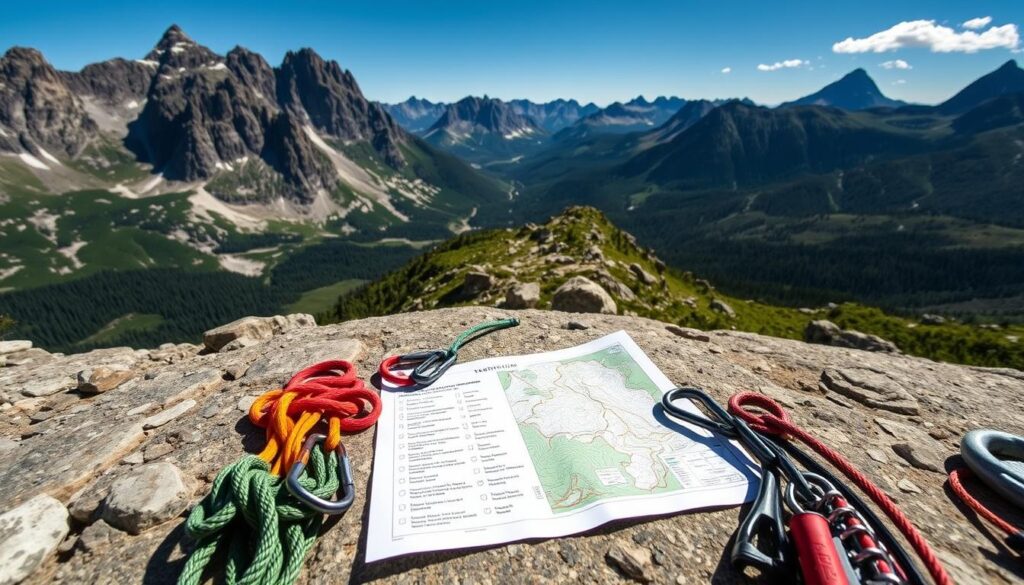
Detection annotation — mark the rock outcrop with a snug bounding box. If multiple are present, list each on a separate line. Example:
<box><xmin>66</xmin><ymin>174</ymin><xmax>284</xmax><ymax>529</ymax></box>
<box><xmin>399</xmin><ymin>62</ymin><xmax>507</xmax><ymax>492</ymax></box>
<box><xmin>805</xmin><ymin>319</ymin><xmax>899</xmax><ymax>353</ymax></box>
<box><xmin>1</xmin><ymin>307</ymin><xmax>1021</xmax><ymax>584</ymax></box>
<box><xmin>552</xmin><ymin>276</ymin><xmax>617</xmax><ymax>314</ymax></box>
<box><xmin>0</xmin><ymin>47</ymin><xmax>97</xmax><ymax>157</ymax></box>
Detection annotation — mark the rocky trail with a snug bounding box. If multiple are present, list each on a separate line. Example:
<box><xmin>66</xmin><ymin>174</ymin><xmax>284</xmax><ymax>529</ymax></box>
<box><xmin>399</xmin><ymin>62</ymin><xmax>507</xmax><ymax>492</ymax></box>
<box><xmin>1</xmin><ymin>307</ymin><xmax>1023</xmax><ymax>584</ymax></box>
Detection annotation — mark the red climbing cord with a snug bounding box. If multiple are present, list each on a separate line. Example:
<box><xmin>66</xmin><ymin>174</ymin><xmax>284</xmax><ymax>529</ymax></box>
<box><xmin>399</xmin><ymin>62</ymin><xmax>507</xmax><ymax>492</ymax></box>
<box><xmin>948</xmin><ymin>467</ymin><xmax>1021</xmax><ymax>538</ymax></box>
<box><xmin>727</xmin><ymin>391</ymin><xmax>953</xmax><ymax>585</ymax></box>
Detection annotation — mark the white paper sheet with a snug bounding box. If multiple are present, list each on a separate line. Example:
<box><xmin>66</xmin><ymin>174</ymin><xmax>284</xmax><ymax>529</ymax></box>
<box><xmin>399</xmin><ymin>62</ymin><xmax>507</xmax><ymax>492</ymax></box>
<box><xmin>366</xmin><ymin>330</ymin><xmax>757</xmax><ymax>561</ymax></box>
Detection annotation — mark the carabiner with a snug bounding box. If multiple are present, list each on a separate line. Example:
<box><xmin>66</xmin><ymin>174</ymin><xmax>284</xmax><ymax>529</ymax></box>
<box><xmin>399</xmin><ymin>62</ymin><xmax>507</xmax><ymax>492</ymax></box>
<box><xmin>379</xmin><ymin>349</ymin><xmax>449</xmax><ymax>387</ymax></box>
<box><xmin>731</xmin><ymin>467</ymin><xmax>791</xmax><ymax>578</ymax></box>
<box><xmin>410</xmin><ymin>349</ymin><xmax>458</xmax><ymax>386</ymax></box>
<box><xmin>286</xmin><ymin>434</ymin><xmax>355</xmax><ymax>515</ymax></box>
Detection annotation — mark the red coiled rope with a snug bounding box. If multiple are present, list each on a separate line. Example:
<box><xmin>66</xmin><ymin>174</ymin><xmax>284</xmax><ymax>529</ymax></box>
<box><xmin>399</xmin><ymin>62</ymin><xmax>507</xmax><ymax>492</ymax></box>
<box><xmin>728</xmin><ymin>391</ymin><xmax>952</xmax><ymax>585</ymax></box>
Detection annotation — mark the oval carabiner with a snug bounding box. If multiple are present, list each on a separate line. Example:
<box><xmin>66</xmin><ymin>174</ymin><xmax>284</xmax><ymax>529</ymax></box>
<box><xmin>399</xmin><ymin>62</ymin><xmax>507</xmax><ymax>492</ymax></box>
<box><xmin>379</xmin><ymin>349</ymin><xmax>449</xmax><ymax>387</ymax></box>
<box><xmin>286</xmin><ymin>434</ymin><xmax>355</xmax><ymax>515</ymax></box>
<box><xmin>410</xmin><ymin>350</ymin><xmax>458</xmax><ymax>386</ymax></box>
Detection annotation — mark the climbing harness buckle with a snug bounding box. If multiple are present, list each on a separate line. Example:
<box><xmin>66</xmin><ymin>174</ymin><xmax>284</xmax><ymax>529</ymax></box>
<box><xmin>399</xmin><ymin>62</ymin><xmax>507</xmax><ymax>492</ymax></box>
<box><xmin>286</xmin><ymin>434</ymin><xmax>356</xmax><ymax>515</ymax></box>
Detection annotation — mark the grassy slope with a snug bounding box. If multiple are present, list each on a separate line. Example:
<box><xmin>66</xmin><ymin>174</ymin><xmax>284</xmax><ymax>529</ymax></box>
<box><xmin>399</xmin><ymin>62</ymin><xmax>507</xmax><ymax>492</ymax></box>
<box><xmin>329</xmin><ymin>207</ymin><xmax>1024</xmax><ymax>370</ymax></box>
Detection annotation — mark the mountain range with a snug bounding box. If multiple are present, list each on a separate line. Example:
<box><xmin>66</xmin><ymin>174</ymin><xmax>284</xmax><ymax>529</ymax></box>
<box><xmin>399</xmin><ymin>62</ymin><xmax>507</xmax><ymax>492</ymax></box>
<box><xmin>3</xmin><ymin>26</ymin><xmax>1024</xmax><ymax>352</ymax></box>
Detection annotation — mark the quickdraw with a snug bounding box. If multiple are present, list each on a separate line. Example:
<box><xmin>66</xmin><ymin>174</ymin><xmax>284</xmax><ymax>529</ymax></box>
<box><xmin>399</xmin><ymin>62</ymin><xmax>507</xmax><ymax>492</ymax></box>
<box><xmin>661</xmin><ymin>388</ymin><xmax>951</xmax><ymax>585</ymax></box>
<box><xmin>947</xmin><ymin>429</ymin><xmax>1024</xmax><ymax>554</ymax></box>
<box><xmin>178</xmin><ymin>360</ymin><xmax>381</xmax><ymax>585</ymax></box>
<box><xmin>379</xmin><ymin>317</ymin><xmax>519</xmax><ymax>387</ymax></box>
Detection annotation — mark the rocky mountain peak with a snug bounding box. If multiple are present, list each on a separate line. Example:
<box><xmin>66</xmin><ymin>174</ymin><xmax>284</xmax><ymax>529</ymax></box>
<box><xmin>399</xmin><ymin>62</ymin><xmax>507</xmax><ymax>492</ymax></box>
<box><xmin>144</xmin><ymin>24</ymin><xmax>221</xmax><ymax>70</ymax></box>
<box><xmin>940</xmin><ymin>58</ymin><xmax>1024</xmax><ymax>114</ymax></box>
<box><xmin>783</xmin><ymin>68</ymin><xmax>905</xmax><ymax>110</ymax></box>
<box><xmin>276</xmin><ymin>47</ymin><xmax>405</xmax><ymax>167</ymax></box>
<box><xmin>0</xmin><ymin>47</ymin><xmax>96</xmax><ymax>157</ymax></box>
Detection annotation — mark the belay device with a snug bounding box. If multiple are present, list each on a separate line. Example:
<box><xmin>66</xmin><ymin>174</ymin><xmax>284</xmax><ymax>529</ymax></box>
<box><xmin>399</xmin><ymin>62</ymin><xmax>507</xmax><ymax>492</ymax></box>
<box><xmin>661</xmin><ymin>387</ymin><xmax>951</xmax><ymax>585</ymax></box>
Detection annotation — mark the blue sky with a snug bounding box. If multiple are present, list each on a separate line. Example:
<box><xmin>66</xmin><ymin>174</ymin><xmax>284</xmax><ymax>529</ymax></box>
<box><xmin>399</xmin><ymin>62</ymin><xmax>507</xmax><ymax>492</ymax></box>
<box><xmin>2</xmin><ymin>1</ymin><xmax>1022</xmax><ymax>105</ymax></box>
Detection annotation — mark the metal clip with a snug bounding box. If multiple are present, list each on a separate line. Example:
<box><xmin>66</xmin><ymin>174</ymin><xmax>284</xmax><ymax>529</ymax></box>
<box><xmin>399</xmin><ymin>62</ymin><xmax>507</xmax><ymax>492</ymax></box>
<box><xmin>731</xmin><ymin>468</ymin><xmax>791</xmax><ymax>578</ymax></box>
<box><xmin>286</xmin><ymin>434</ymin><xmax>355</xmax><ymax>514</ymax></box>
<box><xmin>410</xmin><ymin>349</ymin><xmax>458</xmax><ymax>386</ymax></box>
<box><xmin>379</xmin><ymin>349</ymin><xmax>450</xmax><ymax>387</ymax></box>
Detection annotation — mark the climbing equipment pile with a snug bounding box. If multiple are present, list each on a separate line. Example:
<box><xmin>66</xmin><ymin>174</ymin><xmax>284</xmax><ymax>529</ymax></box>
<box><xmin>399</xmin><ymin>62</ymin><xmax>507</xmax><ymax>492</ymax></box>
<box><xmin>178</xmin><ymin>360</ymin><xmax>381</xmax><ymax>585</ymax></box>
<box><xmin>379</xmin><ymin>317</ymin><xmax>520</xmax><ymax>387</ymax></box>
<box><xmin>947</xmin><ymin>429</ymin><xmax>1024</xmax><ymax>554</ymax></box>
<box><xmin>661</xmin><ymin>387</ymin><xmax>951</xmax><ymax>585</ymax></box>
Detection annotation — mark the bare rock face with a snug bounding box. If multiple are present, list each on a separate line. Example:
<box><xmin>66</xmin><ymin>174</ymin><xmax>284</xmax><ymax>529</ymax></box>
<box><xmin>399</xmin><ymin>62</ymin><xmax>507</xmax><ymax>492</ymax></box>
<box><xmin>0</xmin><ymin>47</ymin><xmax>96</xmax><ymax>157</ymax></box>
<box><xmin>0</xmin><ymin>495</ymin><xmax>69</xmax><ymax>585</ymax></box>
<box><xmin>710</xmin><ymin>298</ymin><xmax>736</xmax><ymax>319</ymax></box>
<box><xmin>76</xmin><ymin>365</ymin><xmax>134</xmax><ymax>394</ymax></box>
<box><xmin>0</xmin><ymin>307</ymin><xmax>1021</xmax><ymax>585</ymax></box>
<box><xmin>552</xmin><ymin>276</ymin><xmax>617</xmax><ymax>315</ymax></box>
<box><xmin>805</xmin><ymin>319</ymin><xmax>899</xmax><ymax>353</ymax></box>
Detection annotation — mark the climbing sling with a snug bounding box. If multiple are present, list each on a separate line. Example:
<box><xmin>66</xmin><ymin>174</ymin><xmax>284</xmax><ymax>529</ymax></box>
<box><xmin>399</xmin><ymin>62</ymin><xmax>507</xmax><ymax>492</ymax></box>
<box><xmin>378</xmin><ymin>317</ymin><xmax>519</xmax><ymax>387</ymax></box>
<box><xmin>178</xmin><ymin>360</ymin><xmax>381</xmax><ymax>585</ymax></box>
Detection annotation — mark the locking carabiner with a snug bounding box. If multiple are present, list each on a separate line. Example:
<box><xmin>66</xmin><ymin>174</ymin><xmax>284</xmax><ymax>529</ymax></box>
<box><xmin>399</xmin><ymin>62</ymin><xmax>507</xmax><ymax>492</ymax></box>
<box><xmin>285</xmin><ymin>434</ymin><xmax>355</xmax><ymax>515</ymax></box>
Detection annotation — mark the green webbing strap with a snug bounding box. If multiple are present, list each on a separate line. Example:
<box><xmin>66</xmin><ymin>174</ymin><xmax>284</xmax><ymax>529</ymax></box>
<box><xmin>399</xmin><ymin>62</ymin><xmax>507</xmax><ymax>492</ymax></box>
<box><xmin>178</xmin><ymin>447</ymin><xmax>339</xmax><ymax>585</ymax></box>
<box><xmin>448</xmin><ymin>318</ymin><xmax>520</xmax><ymax>354</ymax></box>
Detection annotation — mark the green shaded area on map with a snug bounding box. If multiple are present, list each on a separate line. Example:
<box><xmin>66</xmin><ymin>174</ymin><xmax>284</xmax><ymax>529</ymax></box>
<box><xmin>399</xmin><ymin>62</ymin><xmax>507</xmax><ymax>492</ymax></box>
<box><xmin>500</xmin><ymin>344</ymin><xmax>684</xmax><ymax>513</ymax></box>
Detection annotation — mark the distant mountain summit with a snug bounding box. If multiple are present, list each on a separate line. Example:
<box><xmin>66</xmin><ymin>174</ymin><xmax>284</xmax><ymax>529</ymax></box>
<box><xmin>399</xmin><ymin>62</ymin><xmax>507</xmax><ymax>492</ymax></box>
<box><xmin>939</xmin><ymin>59</ymin><xmax>1024</xmax><ymax>114</ymax></box>
<box><xmin>782</xmin><ymin>69</ymin><xmax>906</xmax><ymax>110</ymax></box>
<box><xmin>382</xmin><ymin>97</ymin><xmax>447</xmax><ymax>133</ymax></box>
<box><xmin>507</xmin><ymin>99</ymin><xmax>600</xmax><ymax>132</ymax></box>
<box><xmin>427</xmin><ymin>96</ymin><xmax>541</xmax><ymax>139</ymax></box>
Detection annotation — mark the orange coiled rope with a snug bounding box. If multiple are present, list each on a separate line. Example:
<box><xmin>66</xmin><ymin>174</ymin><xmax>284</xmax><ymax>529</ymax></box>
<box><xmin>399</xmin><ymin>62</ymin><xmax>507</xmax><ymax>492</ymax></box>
<box><xmin>248</xmin><ymin>360</ymin><xmax>382</xmax><ymax>476</ymax></box>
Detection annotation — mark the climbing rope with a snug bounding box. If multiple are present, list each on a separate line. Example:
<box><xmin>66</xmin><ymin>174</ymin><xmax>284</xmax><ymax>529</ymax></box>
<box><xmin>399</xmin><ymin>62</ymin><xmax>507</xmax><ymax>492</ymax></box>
<box><xmin>727</xmin><ymin>391</ymin><xmax>952</xmax><ymax>585</ymax></box>
<box><xmin>948</xmin><ymin>467</ymin><xmax>1024</xmax><ymax>554</ymax></box>
<box><xmin>178</xmin><ymin>360</ymin><xmax>381</xmax><ymax>585</ymax></box>
<box><xmin>379</xmin><ymin>317</ymin><xmax>519</xmax><ymax>387</ymax></box>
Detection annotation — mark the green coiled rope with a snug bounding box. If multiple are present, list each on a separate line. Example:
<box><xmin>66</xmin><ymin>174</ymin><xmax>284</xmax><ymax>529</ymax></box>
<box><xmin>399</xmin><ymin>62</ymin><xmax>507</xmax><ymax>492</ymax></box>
<box><xmin>177</xmin><ymin>448</ymin><xmax>339</xmax><ymax>585</ymax></box>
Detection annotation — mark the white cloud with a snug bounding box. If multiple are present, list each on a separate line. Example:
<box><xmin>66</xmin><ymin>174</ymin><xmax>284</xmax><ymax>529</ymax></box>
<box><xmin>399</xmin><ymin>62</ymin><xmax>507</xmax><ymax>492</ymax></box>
<box><xmin>892</xmin><ymin>79</ymin><xmax>907</xmax><ymax>85</ymax></box>
<box><xmin>757</xmin><ymin>59</ymin><xmax>808</xmax><ymax>72</ymax></box>
<box><xmin>833</xmin><ymin>19</ymin><xmax>1020</xmax><ymax>53</ymax></box>
<box><xmin>721</xmin><ymin>67</ymin><xmax>732</xmax><ymax>74</ymax></box>
<box><xmin>880</xmin><ymin>59</ymin><xmax>912</xmax><ymax>69</ymax></box>
<box><xmin>962</xmin><ymin>16</ymin><xmax>993</xmax><ymax>30</ymax></box>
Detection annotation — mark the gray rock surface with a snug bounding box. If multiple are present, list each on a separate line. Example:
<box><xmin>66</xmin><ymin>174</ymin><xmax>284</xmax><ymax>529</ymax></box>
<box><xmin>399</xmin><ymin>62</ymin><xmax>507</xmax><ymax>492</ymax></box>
<box><xmin>76</xmin><ymin>365</ymin><xmax>134</xmax><ymax>394</ymax></box>
<box><xmin>0</xmin><ymin>495</ymin><xmax>69</xmax><ymax>585</ymax></box>
<box><xmin>552</xmin><ymin>276</ymin><xmax>617</xmax><ymax>314</ymax></box>
<box><xmin>0</xmin><ymin>340</ymin><xmax>32</xmax><ymax>355</ymax></box>
<box><xmin>1</xmin><ymin>307</ymin><xmax>1022</xmax><ymax>584</ymax></box>
<box><xmin>709</xmin><ymin>299</ymin><xmax>736</xmax><ymax>319</ymax></box>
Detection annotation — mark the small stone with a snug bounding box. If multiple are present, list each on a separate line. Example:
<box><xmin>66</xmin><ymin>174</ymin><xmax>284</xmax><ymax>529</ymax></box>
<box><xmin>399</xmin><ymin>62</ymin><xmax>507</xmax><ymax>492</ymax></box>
<box><xmin>897</xmin><ymin>478</ymin><xmax>922</xmax><ymax>494</ymax></box>
<box><xmin>101</xmin><ymin>462</ymin><xmax>190</xmax><ymax>534</ymax></box>
<box><xmin>237</xmin><ymin>395</ymin><xmax>259</xmax><ymax>413</ymax></box>
<box><xmin>141</xmin><ymin>399</ymin><xmax>196</xmax><ymax>430</ymax></box>
<box><xmin>0</xmin><ymin>495</ymin><xmax>70</xmax><ymax>584</ymax></box>
<box><xmin>78</xmin><ymin>519</ymin><xmax>116</xmax><ymax>553</ymax></box>
<box><xmin>122</xmin><ymin>451</ymin><xmax>144</xmax><ymax>465</ymax></box>
<box><xmin>126</xmin><ymin>402</ymin><xmax>155</xmax><ymax>417</ymax></box>
<box><xmin>57</xmin><ymin>535</ymin><xmax>77</xmax><ymax>555</ymax></box>
<box><xmin>222</xmin><ymin>363</ymin><xmax>249</xmax><ymax>381</ymax></box>
<box><xmin>559</xmin><ymin>542</ymin><xmax>578</xmax><ymax>566</ymax></box>
<box><xmin>665</xmin><ymin>325</ymin><xmax>710</xmax><ymax>342</ymax></box>
<box><xmin>77</xmin><ymin>365</ymin><xmax>134</xmax><ymax>394</ymax></box>
<box><xmin>143</xmin><ymin>442</ymin><xmax>174</xmax><ymax>462</ymax></box>
<box><xmin>629</xmin><ymin>263</ymin><xmax>658</xmax><ymax>285</ymax></box>
<box><xmin>710</xmin><ymin>299</ymin><xmax>736</xmax><ymax>318</ymax></box>
<box><xmin>170</xmin><ymin>429</ymin><xmax>202</xmax><ymax>444</ymax></box>
<box><xmin>565</xmin><ymin>321</ymin><xmax>589</xmax><ymax>331</ymax></box>
<box><xmin>708</xmin><ymin>345</ymin><xmax>724</xmax><ymax>354</ymax></box>
<box><xmin>867</xmin><ymin>448</ymin><xmax>889</xmax><ymax>464</ymax></box>
<box><xmin>892</xmin><ymin>443</ymin><xmax>945</xmax><ymax>473</ymax></box>
<box><xmin>606</xmin><ymin>541</ymin><xmax>653</xmax><ymax>582</ymax></box>
<box><xmin>20</xmin><ymin>376</ymin><xmax>76</xmax><ymax>397</ymax></box>
<box><xmin>822</xmin><ymin>368</ymin><xmax>919</xmax><ymax>415</ymax></box>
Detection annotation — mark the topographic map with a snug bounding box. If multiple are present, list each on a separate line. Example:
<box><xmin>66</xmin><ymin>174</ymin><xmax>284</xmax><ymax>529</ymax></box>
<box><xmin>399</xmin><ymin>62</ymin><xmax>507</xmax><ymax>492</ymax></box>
<box><xmin>498</xmin><ymin>343</ymin><xmax>746</xmax><ymax>512</ymax></box>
